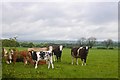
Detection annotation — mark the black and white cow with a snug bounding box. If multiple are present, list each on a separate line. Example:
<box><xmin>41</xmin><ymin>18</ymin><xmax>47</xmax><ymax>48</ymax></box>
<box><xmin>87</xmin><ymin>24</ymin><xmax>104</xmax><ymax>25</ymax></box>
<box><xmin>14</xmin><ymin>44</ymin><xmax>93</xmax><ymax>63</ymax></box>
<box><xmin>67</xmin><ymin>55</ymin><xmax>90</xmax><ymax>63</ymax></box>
<box><xmin>29</xmin><ymin>46</ymin><xmax>54</xmax><ymax>69</ymax></box>
<box><xmin>71</xmin><ymin>46</ymin><xmax>89</xmax><ymax>66</ymax></box>
<box><xmin>52</xmin><ymin>45</ymin><xmax>63</xmax><ymax>62</ymax></box>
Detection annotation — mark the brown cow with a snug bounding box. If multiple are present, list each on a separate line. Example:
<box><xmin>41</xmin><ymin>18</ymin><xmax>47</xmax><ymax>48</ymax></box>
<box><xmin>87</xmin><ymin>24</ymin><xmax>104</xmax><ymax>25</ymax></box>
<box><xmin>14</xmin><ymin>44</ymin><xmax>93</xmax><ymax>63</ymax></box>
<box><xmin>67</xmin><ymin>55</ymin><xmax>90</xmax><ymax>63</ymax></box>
<box><xmin>8</xmin><ymin>49</ymin><xmax>34</xmax><ymax>65</ymax></box>
<box><xmin>71</xmin><ymin>46</ymin><xmax>89</xmax><ymax>66</ymax></box>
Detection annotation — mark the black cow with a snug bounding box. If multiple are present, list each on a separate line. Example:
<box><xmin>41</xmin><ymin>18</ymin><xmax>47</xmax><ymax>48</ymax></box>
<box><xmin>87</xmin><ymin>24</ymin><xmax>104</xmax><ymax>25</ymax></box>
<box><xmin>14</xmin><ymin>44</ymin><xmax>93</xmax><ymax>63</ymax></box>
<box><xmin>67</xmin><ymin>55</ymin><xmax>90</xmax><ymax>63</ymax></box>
<box><xmin>71</xmin><ymin>46</ymin><xmax>89</xmax><ymax>66</ymax></box>
<box><xmin>52</xmin><ymin>45</ymin><xmax>63</xmax><ymax>62</ymax></box>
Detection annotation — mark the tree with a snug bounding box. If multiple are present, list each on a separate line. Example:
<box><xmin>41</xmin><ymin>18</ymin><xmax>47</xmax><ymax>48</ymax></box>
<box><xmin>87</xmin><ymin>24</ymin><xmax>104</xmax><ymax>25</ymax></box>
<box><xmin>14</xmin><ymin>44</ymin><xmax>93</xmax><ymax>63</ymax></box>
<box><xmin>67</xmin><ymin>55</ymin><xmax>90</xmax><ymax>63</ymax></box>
<box><xmin>2</xmin><ymin>39</ymin><xmax>20</xmax><ymax>47</ymax></box>
<box><xmin>103</xmin><ymin>39</ymin><xmax>113</xmax><ymax>48</ymax></box>
<box><xmin>20</xmin><ymin>42</ymin><xmax>29</xmax><ymax>47</ymax></box>
<box><xmin>20</xmin><ymin>42</ymin><xmax>35</xmax><ymax>48</ymax></box>
<box><xmin>28</xmin><ymin>42</ymin><xmax>34</xmax><ymax>48</ymax></box>
<box><xmin>87</xmin><ymin>37</ymin><xmax>96</xmax><ymax>48</ymax></box>
<box><xmin>77</xmin><ymin>37</ymin><xmax>86</xmax><ymax>46</ymax></box>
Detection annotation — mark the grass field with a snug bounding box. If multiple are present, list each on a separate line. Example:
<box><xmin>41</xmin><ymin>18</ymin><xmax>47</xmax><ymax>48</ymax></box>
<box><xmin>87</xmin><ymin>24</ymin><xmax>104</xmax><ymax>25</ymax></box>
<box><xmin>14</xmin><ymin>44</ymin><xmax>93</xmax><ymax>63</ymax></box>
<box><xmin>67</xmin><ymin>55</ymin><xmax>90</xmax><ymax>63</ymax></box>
<box><xmin>2</xmin><ymin>47</ymin><xmax>118</xmax><ymax>78</ymax></box>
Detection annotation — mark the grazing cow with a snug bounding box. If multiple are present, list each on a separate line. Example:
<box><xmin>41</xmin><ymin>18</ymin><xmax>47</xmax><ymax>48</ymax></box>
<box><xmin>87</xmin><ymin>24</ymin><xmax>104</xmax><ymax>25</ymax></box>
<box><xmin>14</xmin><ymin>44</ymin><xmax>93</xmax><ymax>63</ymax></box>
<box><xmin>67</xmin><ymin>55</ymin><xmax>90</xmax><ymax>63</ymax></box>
<box><xmin>29</xmin><ymin>46</ymin><xmax>54</xmax><ymax>69</ymax></box>
<box><xmin>71</xmin><ymin>46</ymin><xmax>89</xmax><ymax>66</ymax></box>
<box><xmin>52</xmin><ymin>45</ymin><xmax>63</xmax><ymax>62</ymax></box>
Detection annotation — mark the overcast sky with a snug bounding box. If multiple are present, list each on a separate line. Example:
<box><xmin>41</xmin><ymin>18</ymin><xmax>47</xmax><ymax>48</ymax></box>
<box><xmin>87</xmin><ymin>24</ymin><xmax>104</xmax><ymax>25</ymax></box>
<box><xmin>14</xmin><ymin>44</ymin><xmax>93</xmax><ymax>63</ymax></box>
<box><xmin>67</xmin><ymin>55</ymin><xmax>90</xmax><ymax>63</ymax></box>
<box><xmin>1</xmin><ymin>1</ymin><xmax>118</xmax><ymax>41</ymax></box>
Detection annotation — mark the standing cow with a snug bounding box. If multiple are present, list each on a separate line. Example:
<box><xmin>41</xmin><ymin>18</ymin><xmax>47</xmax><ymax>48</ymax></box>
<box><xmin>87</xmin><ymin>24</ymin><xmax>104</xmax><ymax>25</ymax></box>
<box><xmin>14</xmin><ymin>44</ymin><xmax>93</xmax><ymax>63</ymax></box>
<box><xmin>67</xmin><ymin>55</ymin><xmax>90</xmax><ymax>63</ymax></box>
<box><xmin>29</xmin><ymin>46</ymin><xmax>54</xmax><ymax>69</ymax></box>
<box><xmin>52</xmin><ymin>45</ymin><xmax>63</xmax><ymax>62</ymax></box>
<box><xmin>71</xmin><ymin>46</ymin><xmax>89</xmax><ymax>66</ymax></box>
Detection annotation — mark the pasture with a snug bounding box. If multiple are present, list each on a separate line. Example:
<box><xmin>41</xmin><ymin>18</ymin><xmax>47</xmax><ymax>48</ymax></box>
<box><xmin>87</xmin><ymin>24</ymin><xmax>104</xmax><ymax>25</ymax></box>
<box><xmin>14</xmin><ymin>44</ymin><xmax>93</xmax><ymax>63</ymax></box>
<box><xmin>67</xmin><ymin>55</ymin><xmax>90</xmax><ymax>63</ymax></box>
<box><xmin>2</xmin><ymin>47</ymin><xmax>118</xmax><ymax>78</ymax></box>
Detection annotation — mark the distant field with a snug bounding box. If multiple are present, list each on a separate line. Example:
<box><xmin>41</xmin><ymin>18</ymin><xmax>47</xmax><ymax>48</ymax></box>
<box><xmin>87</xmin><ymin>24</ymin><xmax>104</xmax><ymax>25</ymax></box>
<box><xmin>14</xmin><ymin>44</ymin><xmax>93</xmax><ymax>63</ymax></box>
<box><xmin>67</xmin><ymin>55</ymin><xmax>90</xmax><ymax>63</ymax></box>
<box><xmin>2</xmin><ymin>47</ymin><xmax>118</xmax><ymax>78</ymax></box>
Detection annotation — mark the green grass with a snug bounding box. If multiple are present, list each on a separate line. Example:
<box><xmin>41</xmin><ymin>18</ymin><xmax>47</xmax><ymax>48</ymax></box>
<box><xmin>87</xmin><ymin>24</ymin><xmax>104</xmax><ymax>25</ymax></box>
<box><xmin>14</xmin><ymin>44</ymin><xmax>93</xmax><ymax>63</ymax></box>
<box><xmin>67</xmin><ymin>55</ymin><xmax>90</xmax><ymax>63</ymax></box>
<box><xmin>2</xmin><ymin>47</ymin><xmax>118</xmax><ymax>78</ymax></box>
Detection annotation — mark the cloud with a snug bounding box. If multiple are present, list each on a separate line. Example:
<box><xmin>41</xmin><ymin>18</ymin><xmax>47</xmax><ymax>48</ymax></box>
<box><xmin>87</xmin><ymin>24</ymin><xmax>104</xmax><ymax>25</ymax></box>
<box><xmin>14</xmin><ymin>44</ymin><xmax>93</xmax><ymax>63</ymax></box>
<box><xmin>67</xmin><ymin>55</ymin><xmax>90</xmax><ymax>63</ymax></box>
<box><xmin>83</xmin><ymin>2</ymin><xmax>118</xmax><ymax>25</ymax></box>
<box><xmin>2</xmin><ymin>2</ymin><xmax>118</xmax><ymax>41</ymax></box>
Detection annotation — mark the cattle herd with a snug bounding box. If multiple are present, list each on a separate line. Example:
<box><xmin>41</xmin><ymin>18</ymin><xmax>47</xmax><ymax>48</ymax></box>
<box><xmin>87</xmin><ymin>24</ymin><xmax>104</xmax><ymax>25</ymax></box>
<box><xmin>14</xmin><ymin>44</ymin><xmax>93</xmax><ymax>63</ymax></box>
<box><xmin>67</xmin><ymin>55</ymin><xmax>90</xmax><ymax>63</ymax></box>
<box><xmin>2</xmin><ymin>45</ymin><xmax>89</xmax><ymax>69</ymax></box>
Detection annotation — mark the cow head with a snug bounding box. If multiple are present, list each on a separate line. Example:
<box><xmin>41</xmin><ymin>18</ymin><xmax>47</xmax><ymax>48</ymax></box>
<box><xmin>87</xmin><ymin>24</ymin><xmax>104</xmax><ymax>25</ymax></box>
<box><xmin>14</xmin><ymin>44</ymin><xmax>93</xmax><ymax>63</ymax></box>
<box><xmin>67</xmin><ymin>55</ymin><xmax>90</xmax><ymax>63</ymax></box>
<box><xmin>59</xmin><ymin>45</ymin><xmax>63</xmax><ymax>51</ymax></box>
<box><xmin>6</xmin><ymin>49</ymin><xmax>15</xmax><ymax>64</ymax></box>
<box><xmin>85</xmin><ymin>46</ymin><xmax>89</xmax><ymax>53</ymax></box>
<box><xmin>49</xmin><ymin>46</ymin><xmax>53</xmax><ymax>52</ymax></box>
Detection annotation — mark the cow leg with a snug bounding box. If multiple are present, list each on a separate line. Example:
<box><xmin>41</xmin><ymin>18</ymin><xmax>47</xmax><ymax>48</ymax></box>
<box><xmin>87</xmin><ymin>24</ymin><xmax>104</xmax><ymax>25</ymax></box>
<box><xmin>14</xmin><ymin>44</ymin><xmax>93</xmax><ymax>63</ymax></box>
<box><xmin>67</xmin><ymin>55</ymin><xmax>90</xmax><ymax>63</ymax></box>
<box><xmin>84</xmin><ymin>58</ymin><xmax>86</xmax><ymax>66</ymax></box>
<box><xmin>56</xmin><ymin>56</ymin><xmax>59</xmax><ymax>62</ymax></box>
<box><xmin>54</xmin><ymin>56</ymin><xmax>57</xmax><ymax>62</ymax></box>
<box><xmin>81</xmin><ymin>58</ymin><xmax>87</xmax><ymax>66</ymax></box>
<box><xmin>52</xmin><ymin>52</ymin><xmax>55</xmax><ymax>62</ymax></box>
<box><xmin>9</xmin><ymin>54</ymin><xmax>12</xmax><ymax>64</ymax></box>
<box><xmin>28</xmin><ymin>58</ymin><xmax>34</xmax><ymax>65</ymax></box>
<box><xmin>5</xmin><ymin>56</ymin><xmax>10</xmax><ymax>64</ymax></box>
<box><xmin>25</xmin><ymin>60</ymin><xmax>27</xmax><ymax>65</ymax></box>
<box><xmin>9</xmin><ymin>60</ymin><xmax>12</xmax><ymax>63</ymax></box>
<box><xmin>60</xmin><ymin>57</ymin><xmax>62</xmax><ymax>61</ymax></box>
<box><xmin>59</xmin><ymin>57</ymin><xmax>61</xmax><ymax>62</ymax></box>
<box><xmin>9</xmin><ymin>59</ymin><xmax>12</xmax><ymax>64</ymax></box>
<box><xmin>82</xmin><ymin>60</ymin><xmax>84</xmax><ymax>66</ymax></box>
<box><xmin>51</xmin><ymin>62</ymin><xmax>54</xmax><ymax>69</ymax></box>
<box><xmin>58</xmin><ymin>57</ymin><xmax>60</xmax><ymax>61</ymax></box>
<box><xmin>76</xmin><ymin>58</ymin><xmax>79</xmax><ymax>65</ymax></box>
<box><xmin>81</xmin><ymin>59</ymin><xmax>84</xmax><ymax>66</ymax></box>
<box><xmin>6</xmin><ymin>61</ymin><xmax>9</xmax><ymax>64</ymax></box>
<box><xmin>50</xmin><ymin>57</ymin><xmax>54</xmax><ymax>69</ymax></box>
<box><xmin>71</xmin><ymin>56</ymin><xmax>74</xmax><ymax>65</ymax></box>
<box><xmin>59</xmin><ymin>51</ymin><xmax>62</xmax><ymax>62</ymax></box>
<box><xmin>13</xmin><ymin>57</ymin><xmax>17</xmax><ymax>64</ymax></box>
<box><xmin>35</xmin><ymin>61</ymin><xmax>38</xmax><ymax>69</ymax></box>
<box><xmin>24</xmin><ymin>57</ymin><xmax>27</xmax><ymax>65</ymax></box>
<box><xmin>6</xmin><ymin>58</ymin><xmax>10</xmax><ymax>64</ymax></box>
<box><xmin>48</xmin><ymin>60</ymin><xmax>50</xmax><ymax>69</ymax></box>
<box><xmin>53</xmin><ymin>53</ymin><xmax>56</xmax><ymax>62</ymax></box>
<box><xmin>59</xmin><ymin>54</ymin><xmax>62</xmax><ymax>62</ymax></box>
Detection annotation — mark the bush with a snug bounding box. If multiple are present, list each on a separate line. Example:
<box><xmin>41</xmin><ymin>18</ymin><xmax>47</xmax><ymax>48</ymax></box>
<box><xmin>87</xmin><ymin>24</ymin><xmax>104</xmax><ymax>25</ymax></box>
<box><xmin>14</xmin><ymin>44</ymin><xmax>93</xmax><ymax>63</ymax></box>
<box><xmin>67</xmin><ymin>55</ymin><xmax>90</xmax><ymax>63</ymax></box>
<box><xmin>97</xmin><ymin>47</ymin><xmax>107</xmax><ymax>49</ymax></box>
<box><xmin>108</xmin><ymin>47</ymin><xmax>114</xmax><ymax>49</ymax></box>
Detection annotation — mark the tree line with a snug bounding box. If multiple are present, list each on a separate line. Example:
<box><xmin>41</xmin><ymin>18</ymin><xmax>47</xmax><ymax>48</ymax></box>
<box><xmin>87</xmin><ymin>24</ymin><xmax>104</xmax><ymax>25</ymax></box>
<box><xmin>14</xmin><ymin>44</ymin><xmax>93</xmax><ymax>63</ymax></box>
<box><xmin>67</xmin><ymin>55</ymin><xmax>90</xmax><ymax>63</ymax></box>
<box><xmin>1</xmin><ymin>37</ymin><xmax>118</xmax><ymax>49</ymax></box>
<box><xmin>1</xmin><ymin>39</ymin><xmax>34</xmax><ymax>48</ymax></box>
<box><xmin>76</xmin><ymin>37</ymin><xmax>116</xmax><ymax>49</ymax></box>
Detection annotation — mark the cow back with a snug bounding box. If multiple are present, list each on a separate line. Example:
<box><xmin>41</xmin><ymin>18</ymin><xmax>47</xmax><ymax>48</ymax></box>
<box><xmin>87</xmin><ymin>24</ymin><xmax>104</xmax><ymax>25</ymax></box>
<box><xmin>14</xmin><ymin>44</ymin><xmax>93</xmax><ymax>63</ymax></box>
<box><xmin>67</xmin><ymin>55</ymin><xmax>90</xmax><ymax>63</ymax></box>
<box><xmin>71</xmin><ymin>46</ymin><xmax>89</xmax><ymax>58</ymax></box>
<box><xmin>28</xmin><ymin>47</ymin><xmax>48</xmax><ymax>52</ymax></box>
